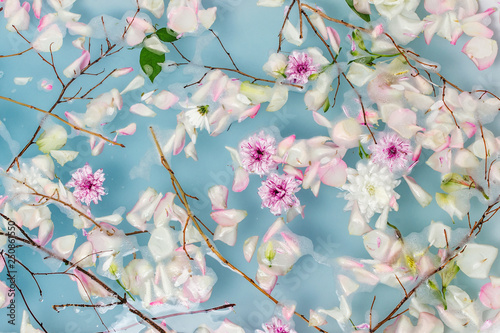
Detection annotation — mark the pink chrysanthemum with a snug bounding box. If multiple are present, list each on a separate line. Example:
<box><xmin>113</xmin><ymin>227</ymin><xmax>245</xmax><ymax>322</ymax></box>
<box><xmin>239</xmin><ymin>132</ymin><xmax>277</xmax><ymax>176</ymax></box>
<box><xmin>258</xmin><ymin>173</ymin><xmax>301</xmax><ymax>216</ymax></box>
<box><xmin>369</xmin><ymin>132</ymin><xmax>412</xmax><ymax>172</ymax></box>
<box><xmin>285</xmin><ymin>51</ymin><xmax>319</xmax><ymax>85</ymax></box>
<box><xmin>67</xmin><ymin>163</ymin><xmax>106</xmax><ymax>206</ymax></box>
<box><xmin>257</xmin><ymin>317</ymin><xmax>297</xmax><ymax>333</ymax></box>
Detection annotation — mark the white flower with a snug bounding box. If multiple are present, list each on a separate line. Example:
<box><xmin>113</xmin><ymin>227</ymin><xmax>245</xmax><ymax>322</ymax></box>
<box><xmin>183</xmin><ymin>105</ymin><xmax>211</xmax><ymax>133</ymax></box>
<box><xmin>343</xmin><ymin>162</ymin><xmax>400</xmax><ymax>219</ymax></box>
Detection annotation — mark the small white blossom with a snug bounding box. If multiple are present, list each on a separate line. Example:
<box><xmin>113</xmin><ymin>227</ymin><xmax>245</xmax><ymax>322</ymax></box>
<box><xmin>343</xmin><ymin>161</ymin><xmax>400</xmax><ymax>219</ymax></box>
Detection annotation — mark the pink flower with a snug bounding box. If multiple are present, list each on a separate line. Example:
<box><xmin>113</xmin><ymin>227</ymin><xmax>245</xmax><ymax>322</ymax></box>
<box><xmin>369</xmin><ymin>132</ymin><xmax>412</xmax><ymax>172</ymax></box>
<box><xmin>239</xmin><ymin>132</ymin><xmax>278</xmax><ymax>176</ymax></box>
<box><xmin>257</xmin><ymin>317</ymin><xmax>297</xmax><ymax>333</ymax></box>
<box><xmin>258</xmin><ymin>173</ymin><xmax>301</xmax><ymax>215</ymax></box>
<box><xmin>285</xmin><ymin>51</ymin><xmax>319</xmax><ymax>85</ymax></box>
<box><xmin>67</xmin><ymin>163</ymin><xmax>106</xmax><ymax>206</ymax></box>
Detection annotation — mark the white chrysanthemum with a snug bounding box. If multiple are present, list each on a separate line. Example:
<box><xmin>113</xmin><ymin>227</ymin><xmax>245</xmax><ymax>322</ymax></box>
<box><xmin>343</xmin><ymin>162</ymin><xmax>400</xmax><ymax>219</ymax></box>
<box><xmin>184</xmin><ymin>105</ymin><xmax>210</xmax><ymax>133</ymax></box>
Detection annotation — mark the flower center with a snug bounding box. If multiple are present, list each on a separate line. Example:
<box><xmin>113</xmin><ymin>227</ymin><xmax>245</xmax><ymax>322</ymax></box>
<box><xmin>366</xmin><ymin>184</ymin><xmax>376</xmax><ymax>196</ymax></box>
<box><xmin>386</xmin><ymin>145</ymin><xmax>398</xmax><ymax>158</ymax></box>
<box><xmin>82</xmin><ymin>179</ymin><xmax>94</xmax><ymax>190</ymax></box>
<box><xmin>197</xmin><ymin>105</ymin><xmax>209</xmax><ymax>116</ymax></box>
<box><xmin>296</xmin><ymin>63</ymin><xmax>309</xmax><ymax>74</ymax></box>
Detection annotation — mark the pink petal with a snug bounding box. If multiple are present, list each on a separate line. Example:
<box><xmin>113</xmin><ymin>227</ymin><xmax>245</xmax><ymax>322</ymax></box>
<box><xmin>208</xmin><ymin>185</ymin><xmax>228</xmax><ymax>210</ymax></box>
<box><xmin>238</xmin><ymin>104</ymin><xmax>260</xmax><ymax>122</ymax></box>
<box><xmin>462</xmin><ymin>121</ymin><xmax>477</xmax><ymax>138</ymax></box>
<box><xmin>263</xmin><ymin>217</ymin><xmax>285</xmax><ymax>243</ymax></box>
<box><xmin>167</xmin><ymin>6</ymin><xmax>198</xmax><ymax>33</ymax></box>
<box><xmin>36</xmin><ymin>219</ymin><xmax>54</xmax><ymax>247</ymax></box>
<box><xmin>424</xmin><ymin>0</ymin><xmax>455</xmax><ymax>15</ymax></box>
<box><xmin>91</xmin><ymin>139</ymin><xmax>106</xmax><ymax>156</ymax></box>
<box><xmin>37</xmin><ymin>13</ymin><xmax>57</xmax><ymax>32</ymax></box>
<box><xmin>232</xmin><ymin>167</ymin><xmax>249</xmax><ymax>192</ymax></box>
<box><xmin>111</xmin><ymin>67</ymin><xmax>134</xmax><ymax>78</ymax></box>
<box><xmin>480</xmin><ymin>282</ymin><xmax>500</xmax><ymax>309</ymax></box>
<box><xmin>32</xmin><ymin>0</ymin><xmax>42</xmax><ymax>18</ymax></box>
<box><xmin>462</xmin><ymin>37</ymin><xmax>498</xmax><ymax>70</ymax></box>
<box><xmin>151</xmin><ymin>90</ymin><xmax>179</xmax><ymax>110</ymax></box>
<box><xmin>387</xmin><ymin>108</ymin><xmax>423</xmax><ymax>138</ymax></box>
<box><xmin>255</xmin><ymin>269</ymin><xmax>277</xmax><ymax>293</ymax></box>
<box><xmin>318</xmin><ymin>158</ymin><xmax>347</xmax><ymax>187</ymax></box>
<box><xmin>210</xmin><ymin>209</ymin><xmax>247</xmax><ymax>227</ymax></box>
<box><xmin>173</xmin><ymin>123</ymin><xmax>186</xmax><ymax>155</ymax></box>
<box><xmin>326</xmin><ymin>26</ymin><xmax>341</xmax><ymax>54</ymax></box>
<box><xmin>116</xmin><ymin>123</ymin><xmax>137</xmax><ymax>136</ymax></box>
<box><xmin>63</xmin><ymin>50</ymin><xmax>90</xmax><ymax>78</ymax></box>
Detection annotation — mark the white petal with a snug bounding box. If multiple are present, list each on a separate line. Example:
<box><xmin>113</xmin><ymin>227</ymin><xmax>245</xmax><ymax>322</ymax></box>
<box><xmin>457</xmin><ymin>243</ymin><xmax>498</xmax><ymax>279</ymax></box>
<box><xmin>32</xmin><ymin>24</ymin><xmax>63</xmax><ymax>52</ymax></box>
<box><xmin>213</xmin><ymin>225</ymin><xmax>238</xmax><ymax>246</ymax></box>
<box><xmin>130</xmin><ymin>103</ymin><xmax>157</xmax><ymax>117</ymax></box>
<box><xmin>148</xmin><ymin>226</ymin><xmax>176</xmax><ymax>262</ymax></box>
<box><xmin>243</xmin><ymin>236</ymin><xmax>259</xmax><ymax>262</ymax></box>
<box><xmin>49</xmin><ymin>150</ymin><xmax>79</xmax><ymax>166</ymax></box>
<box><xmin>120</xmin><ymin>75</ymin><xmax>145</xmax><ymax>95</ymax></box>
<box><xmin>52</xmin><ymin>235</ymin><xmax>76</xmax><ymax>259</ymax></box>
<box><xmin>283</xmin><ymin>19</ymin><xmax>303</xmax><ymax>46</ymax></box>
<box><xmin>32</xmin><ymin>154</ymin><xmax>55</xmax><ymax>180</ymax></box>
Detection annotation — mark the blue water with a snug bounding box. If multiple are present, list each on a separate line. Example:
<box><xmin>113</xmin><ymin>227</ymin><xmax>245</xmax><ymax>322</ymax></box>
<box><xmin>0</xmin><ymin>0</ymin><xmax>500</xmax><ymax>332</ymax></box>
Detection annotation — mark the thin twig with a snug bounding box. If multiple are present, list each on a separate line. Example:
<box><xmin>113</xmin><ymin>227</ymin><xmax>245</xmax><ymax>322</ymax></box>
<box><xmin>149</xmin><ymin>127</ymin><xmax>328</xmax><ymax>333</ymax></box>
<box><xmin>209</xmin><ymin>29</ymin><xmax>239</xmax><ymax>70</ymax></box>
<box><xmin>0</xmin><ymin>46</ymin><xmax>33</xmax><ymax>58</ymax></box>
<box><xmin>0</xmin><ymin>252</ymin><xmax>48</xmax><ymax>332</ymax></box>
<box><xmin>0</xmin><ymin>96</ymin><xmax>124</xmax><ymax>147</ymax></box>
<box><xmin>277</xmin><ymin>0</ymin><xmax>297</xmax><ymax>52</ymax></box>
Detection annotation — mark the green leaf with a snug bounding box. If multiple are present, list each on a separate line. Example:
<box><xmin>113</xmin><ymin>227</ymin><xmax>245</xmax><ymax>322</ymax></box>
<box><xmin>352</xmin><ymin>30</ymin><xmax>367</xmax><ymax>52</ymax></box>
<box><xmin>349</xmin><ymin>56</ymin><xmax>378</xmax><ymax>66</ymax></box>
<box><xmin>265</xmin><ymin>241</ymin><xmax>276</xmax><ymax>264</ymax></box>
<box><xmin>345</xmin><ymin>0</ymin><xmax>371</xmax><ymax>22</ymax></box>
<box><xmin>440</xmin><ymin>261</ymin><xmax>460</xmax><ymax>288</ymax></box>
<box><xmin>428</xmin><ymin>279</ymin><xmax>439</xmax><ymax>291</ymax></box>
<box><xmin>358</xmin><ymin>142</ymin><xmax>369</xmax><ymax>159</ymax></box>
<box><xmin>155</xmin><ymin>28</ymin><xmax>179</xmax><ymax>43</ymax></box>
<box><xmin>140</xmin><ymin>47</ymin><xmax>165</xmax><ymax>83</ymax></box>
<box><xmin>323</xmin><ymin>97</ymin><xmax>330</xmax><ymax>113</ymax></box>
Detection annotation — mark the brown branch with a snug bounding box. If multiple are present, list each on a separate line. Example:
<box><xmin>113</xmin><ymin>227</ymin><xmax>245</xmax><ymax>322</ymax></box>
<box><xmin>0</xmin><ymin>216</ymin><xmax>166</xmax><ymax>333</ymax></box>
<box><xmin>149</xmin><ymin>127</ymin><xmax>328</xmax><ymax>333</ymax></box>
<box><xmin>0</xmin><ymin>252</ymin><xmax>48</xmax><ymax>332</ymax></box>
<box><xmin>479</xmin><ymin>121</ymin><xmax>488</xmax><ymax>179</ymax></box>
<box><xmin>278</xmin><ymin>0</ymin><xmax>297</xmax><ymax>52</ymax></box>
<box><xmin>106</xmin><ymin>303</ymin><xmax>236</xmax><ymax>332</ymax></box>
<box><xmin>301</xmin><ymin>10</ymin><xmax>376</xmax><ymax>143</ymax></box>
<box><xmin>487</xmin><ymin>159</ymin><xmax>497</xmax><ymax>188</ymax></box>
<box><xmin>6</xmin><ymin>34</ymin><xmax>121</xmax><ymax>172</ymax></box>
<box><xmin>297</xmin><ymin>0</ymin><xmax>303</xmax><ymax>38</ymax></box>
<box><xmin>122</xmin><ymin>0</ymin><xmax>141</xmax><ymax>39</ymax></box>
<box><xmin>0</xmin><ymin>96</ymin><xmax>124</xmax><ymax>148</ymax></box>
<box><xmin>441</xmin><ymin>81</ymin><xmax>460</xmax><ymax>128</ymax></box>
<box><xmin>125</xmin><ymin>230</ymin><xmax>149</xmax><ymax>236</ymax></box>
<box><xmin>0</xmin><ymin>46</ymin><xmax>33</xmax><ymax>58</ymax></box>
<box><xmin>170</xmin><ymin>44</ymin><xmax>303</xmax><ymax>89</ymax></box>
<box><xmin>7</xmin><ymin>178</ymin><xmax>106</xmax><ymax>233</ymax></box>
<box><xmin>52</xmin><ymin>301</ymin><xmax>124</xmax><ymax>312</ymax></box>
<box><xmin>370</xmin><ymin>296</ymin><xmax>376</xmax><ymax>331</ymax></box>
<box><xmin>370</xmin><ymin>201</ymin><xmax>500</xmax><ymax>332</ymax></box>
<box><xmin>209</xmin><ymin>29</ymin><xmax>239</xmax><ymax>71</ymax></box>
<box><xmin>394</xmin><ymin>275</ymin><xmax>407</xmax><ymax>297</ymax></box>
